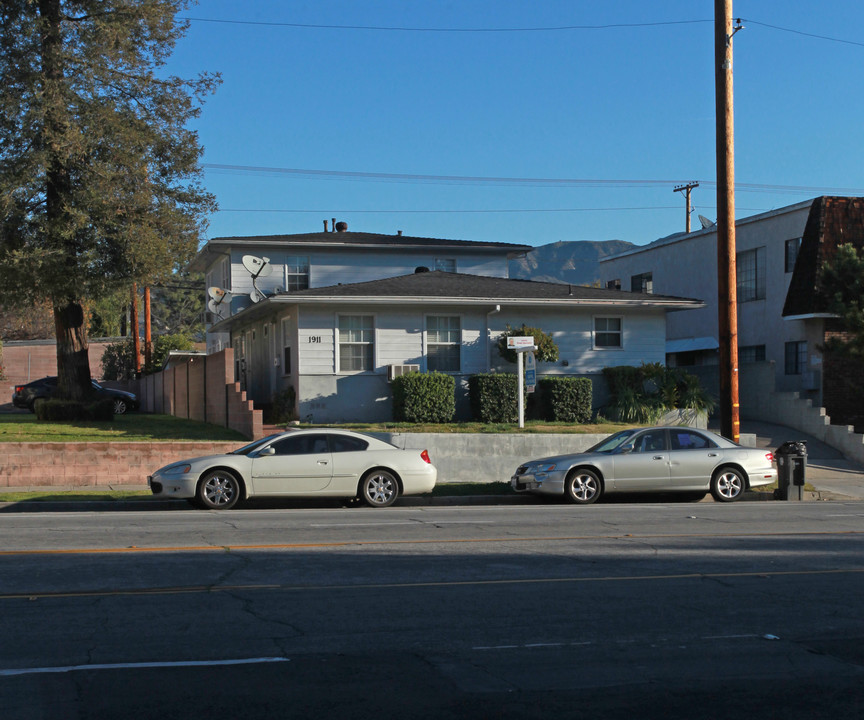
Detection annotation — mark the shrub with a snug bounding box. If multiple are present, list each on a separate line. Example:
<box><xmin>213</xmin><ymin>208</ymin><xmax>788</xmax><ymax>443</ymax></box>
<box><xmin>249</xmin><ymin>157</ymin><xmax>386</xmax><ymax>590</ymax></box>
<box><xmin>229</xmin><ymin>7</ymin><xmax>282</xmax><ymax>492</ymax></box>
<box><xmin>602</xmin><ymin>363</ymin><xmax>715</xmax><ymax>422</ymax></box>
<box><xmin>392</xmin><ymin>372</ymin><xmax>455</xmax><ymax>423</ymax></box>
<box><xmin>101</xmin><ymin>333</ymin><xmax>196</xmax><ymax>380</ymax></box>
<box><xmin>496</xmin><ymin>324</ymin><xmax>559</xmax><ymax>364</ymax></box>
<box><xmin>268</xmin><ymin>385</ymin><xmax>297</xmax><ymax>424</ymax></box>
<box><xmin>469</xmin><ymin>373</ymin><xmax>523</xmax><ymax>423</ymax></box>
<box><xmin>537</xmin><ymin>376</ymin><xmax>593</xmax><ymax>423</ymax></box>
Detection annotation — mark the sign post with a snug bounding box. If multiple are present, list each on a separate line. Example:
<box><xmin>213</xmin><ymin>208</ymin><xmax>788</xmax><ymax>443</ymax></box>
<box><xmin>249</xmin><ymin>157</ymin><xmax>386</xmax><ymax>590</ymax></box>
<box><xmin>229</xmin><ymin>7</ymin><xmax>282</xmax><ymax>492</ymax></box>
<box><xmin>507</xmin><ymin>336</ymin><xmax>537</xmax><ymax>428</ymax></box>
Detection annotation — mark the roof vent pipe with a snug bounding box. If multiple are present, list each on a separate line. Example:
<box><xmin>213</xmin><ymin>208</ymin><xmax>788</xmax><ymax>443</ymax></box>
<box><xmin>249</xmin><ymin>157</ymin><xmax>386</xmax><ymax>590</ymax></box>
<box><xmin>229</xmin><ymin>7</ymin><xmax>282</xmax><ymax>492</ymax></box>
<box><xmin>335</xmin><ymin>221</ymin><xmax>348</xmax><ymax>232</ymax></box>
<box><xmin>323</xmin><ymin>220</ymin><xmax>329</xmax><ymax>232</ymax></box>
<box><xmin>397</xmin><ymin>230</ymin><xmax>402</xmax><ymax>236</ymax></box>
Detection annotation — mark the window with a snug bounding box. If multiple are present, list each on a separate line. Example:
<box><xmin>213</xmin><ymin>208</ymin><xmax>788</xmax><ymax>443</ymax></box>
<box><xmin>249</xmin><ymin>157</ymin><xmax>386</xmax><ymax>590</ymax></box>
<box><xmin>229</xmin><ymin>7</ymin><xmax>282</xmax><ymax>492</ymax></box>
<box><xmin>427</xmin><ymin>316</ymin><xmax>461</xmax><ymax>371</ymax></box>
<box><xmin>329</xmin><ymin>434</ymin><xmax>369</xmax><ymax>453</ymax></box>
<box><xmin>606</xmin><ymin>279</ymin><xmax>621</xmax><ymax>290</ymax></box>
<box><xmin>281</xmin><ymin>318</ymin><xmax>292</xmax><ymax>375</ymax></box>
<box><xmin>739</xmin><ymin>345</ymin><xmax>766</xmax><ymax>363</ymax></box>
<box><xmin>785</xmin><ymin>238</ymin><xmax>802</xmax><ymax>273</ymax></box>
<box><xmin>270</xmin><ymin>434</ymin><xmax>330</xmax><ymax>456</ymax></box>
<box><xmin>737</xmin><ymin>247</ymin><xmax>766</xmax><ymax>302</ymax></box>
<box><xmin>233</xmin><ymin>335</ymin><xmax>245</xmax><ymax>382</ymax></box>
<box><xmin>435</xmin><ymin>258</ymin><xmax>456</xmax><ymax>272</ymax></box>
<box><xmin>594</xmin><ymin>317</ymin><xmax>622</xmax><ymax>348</ymax></box>
<box><xmin>284</xmin><ymin>256</ymin><xmax>309</xmax><ymax>291</ymax></box>
<box><xmin>634</xmin><ymin>431</ymin><xmax>666</xmax><ymax>453</ymax></box>
<box><xmin>785</xmin><ymin>341</ymin><xmax>807</xmax><ymax>375</ymax></box>
<box><xmin>670</xmin><ymin>430</ymin><xmax>716</xmax><ymax>450</ymax></box>
<box><xmin>630</xmin><ymin>272</ymin><xmax>653</xmax><ymax>294</ymax></box>
<box><xmin>338</xmin><ymin>315</ymin><xmax>374</xmax><ymax>372</ymax></box>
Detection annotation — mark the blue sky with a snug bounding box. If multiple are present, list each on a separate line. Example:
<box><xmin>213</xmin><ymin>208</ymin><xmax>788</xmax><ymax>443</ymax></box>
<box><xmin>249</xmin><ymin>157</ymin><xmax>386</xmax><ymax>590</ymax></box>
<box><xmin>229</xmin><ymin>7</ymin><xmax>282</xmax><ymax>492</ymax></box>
<box><xmin>167</xmin><ymin>1</ymin><xmax>864</xmax><ymax>247</ymax></box>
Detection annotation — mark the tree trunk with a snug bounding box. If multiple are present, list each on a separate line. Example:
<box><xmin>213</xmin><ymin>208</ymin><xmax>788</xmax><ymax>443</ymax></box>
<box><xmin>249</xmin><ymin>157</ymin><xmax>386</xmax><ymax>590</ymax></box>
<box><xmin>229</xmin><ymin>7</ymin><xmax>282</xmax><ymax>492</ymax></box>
<box><xmin>53</xmin><ymin>301</ymin><xmax>91</xmax><ymax>401</ymax></box>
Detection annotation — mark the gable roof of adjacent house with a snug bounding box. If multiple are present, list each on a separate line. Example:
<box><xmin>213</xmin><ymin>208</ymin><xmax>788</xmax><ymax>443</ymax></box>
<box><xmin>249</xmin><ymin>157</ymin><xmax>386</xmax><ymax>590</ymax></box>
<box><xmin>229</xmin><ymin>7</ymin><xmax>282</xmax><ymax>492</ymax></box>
<box><xmin>191</xmin><ymin>228</ymin><xmax>533</xmax><ymax>271</ymax></box>
<box><xmin>208</xmin><ymin>271</ymin><xmax>704</xmax><ymax>332</ymax></box>
<box><xmin>783</xmin><ymin>196</ymin><xmax>864</xmax><ymax>319</ymax></box>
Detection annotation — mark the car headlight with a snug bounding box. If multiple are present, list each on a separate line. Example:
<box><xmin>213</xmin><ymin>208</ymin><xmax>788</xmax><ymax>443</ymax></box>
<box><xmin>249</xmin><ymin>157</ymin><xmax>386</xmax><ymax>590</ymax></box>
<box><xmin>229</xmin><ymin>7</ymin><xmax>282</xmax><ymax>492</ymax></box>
<box><xmin>532</xmin><ymin>463</ymin><xmax>557</xmax><ymax>473</ymax></box>
<box><xmin>164</xmin><ymin>463</ymin><xmax>192</xmax><ymax>475</ymax></box>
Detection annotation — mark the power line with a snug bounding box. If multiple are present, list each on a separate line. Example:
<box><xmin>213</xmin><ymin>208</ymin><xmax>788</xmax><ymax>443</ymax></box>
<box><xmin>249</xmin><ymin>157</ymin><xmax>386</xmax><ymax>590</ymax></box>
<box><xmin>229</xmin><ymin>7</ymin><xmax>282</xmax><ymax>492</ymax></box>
<box><xmin>741</xmin><ymin>18</ymin><xmax>864</xmax><ymax>49</ymax></box>
<box><xmin>181</xmin><ymin>17</ymin><xmax>712</xmax><ymax>33</ymax></box>
<box><xmin>201</xmin><ymin>164</ymin><xmax>864</xmax><ymax>195</ymax></box>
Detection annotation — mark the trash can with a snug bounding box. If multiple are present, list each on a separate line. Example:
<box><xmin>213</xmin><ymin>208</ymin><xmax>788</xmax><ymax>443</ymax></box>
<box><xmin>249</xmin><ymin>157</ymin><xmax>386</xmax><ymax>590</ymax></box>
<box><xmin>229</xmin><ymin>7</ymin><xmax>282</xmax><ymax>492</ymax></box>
<box><xmin>775</xmin><ymin>440</ymin><xmax>807</xmax><ymax>501</ymax></box>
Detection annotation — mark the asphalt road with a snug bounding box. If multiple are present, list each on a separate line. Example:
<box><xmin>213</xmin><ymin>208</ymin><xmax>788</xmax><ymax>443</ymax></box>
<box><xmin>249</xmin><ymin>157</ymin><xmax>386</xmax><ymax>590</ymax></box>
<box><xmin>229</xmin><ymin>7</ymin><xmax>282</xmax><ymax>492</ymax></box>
<box><xmin>2</xmin><ymin>502</ymin><xmax>863</xmax><ymax>719</ymax></box>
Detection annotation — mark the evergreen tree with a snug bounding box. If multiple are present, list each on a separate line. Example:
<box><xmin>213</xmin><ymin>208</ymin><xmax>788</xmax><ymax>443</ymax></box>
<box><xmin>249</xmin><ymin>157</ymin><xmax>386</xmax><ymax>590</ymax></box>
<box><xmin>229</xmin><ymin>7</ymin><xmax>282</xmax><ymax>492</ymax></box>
<box><xmin>819</xmin><ymin>243</ymin><xmax>864</xmax><ymax>355</ymax></box>
<box><xmin>0</xmin><ymin>1</ymin><xmax>217</xmax><ymax>400</ymax></box>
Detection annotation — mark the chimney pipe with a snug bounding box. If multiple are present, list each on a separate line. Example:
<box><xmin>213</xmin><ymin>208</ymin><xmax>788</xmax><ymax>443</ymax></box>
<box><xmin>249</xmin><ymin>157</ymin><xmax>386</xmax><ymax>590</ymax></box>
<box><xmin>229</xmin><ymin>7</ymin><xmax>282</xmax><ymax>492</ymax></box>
<box><xmin>323</xmin><ymin>219</ymin><xmax>329</xmax><ymax>232</ymax></box>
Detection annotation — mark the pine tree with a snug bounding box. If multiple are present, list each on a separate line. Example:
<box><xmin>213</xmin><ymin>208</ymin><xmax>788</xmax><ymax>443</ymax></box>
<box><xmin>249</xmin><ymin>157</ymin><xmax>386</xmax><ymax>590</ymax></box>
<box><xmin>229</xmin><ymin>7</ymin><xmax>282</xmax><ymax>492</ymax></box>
<box><xmin>0</xmin><ymin>0</ymin><xmax>218</xmax><ymax>400</ymax></box>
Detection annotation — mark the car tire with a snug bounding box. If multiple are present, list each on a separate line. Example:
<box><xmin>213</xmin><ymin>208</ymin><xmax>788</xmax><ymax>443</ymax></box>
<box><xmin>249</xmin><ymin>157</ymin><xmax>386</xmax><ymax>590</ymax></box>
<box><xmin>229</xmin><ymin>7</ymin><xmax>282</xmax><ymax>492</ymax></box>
<box><xmin>113</xmin><ymin>398</ymin><xmax>128</xmax><ymax>415</ymax></box>
<box><xmin>196</xmin><ymin>470</ymin><xmax>241</xmax><ymax>510</ymax></box>
<box><xmin>711</xmin><ymin>467</ymin><xmax>745</xmax><ymax>502</ymax></box>
<box><xmin>31</xmin><ymin>397</ymin><xmax>47</xmax><ymax>414</ymax></box>
<box><xmin>565</xmin><ymin>468</ymin><xmax>602</xmax><ymax>505</ymax></box>
<box><xmin>360</xmin><ymin>469</ymin><xmax>399</xmax><ymax>508</ymax></box>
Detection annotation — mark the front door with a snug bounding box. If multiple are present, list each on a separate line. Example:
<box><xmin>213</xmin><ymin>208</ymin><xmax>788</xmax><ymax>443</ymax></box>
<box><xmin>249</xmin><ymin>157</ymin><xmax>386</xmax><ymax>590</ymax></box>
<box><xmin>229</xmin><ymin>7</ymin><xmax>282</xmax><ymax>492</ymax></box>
<box><xmin>610</xmin><ymin>429</ymin><xmax>670</xmax><ymax>491</ymax></box>
<box><xmin>250</xmin><ymin>433</ymin><xmax>332</xmax><ymax>494</ymax></box>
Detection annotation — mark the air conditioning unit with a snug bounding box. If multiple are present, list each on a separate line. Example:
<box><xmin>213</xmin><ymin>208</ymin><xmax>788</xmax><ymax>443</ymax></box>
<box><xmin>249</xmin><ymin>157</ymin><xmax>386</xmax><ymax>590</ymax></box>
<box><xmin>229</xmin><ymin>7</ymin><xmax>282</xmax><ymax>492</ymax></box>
<box><xmin>388</xmin><ymin>364</ymin><xmax>420</xmax><ymax>381</ymax></box>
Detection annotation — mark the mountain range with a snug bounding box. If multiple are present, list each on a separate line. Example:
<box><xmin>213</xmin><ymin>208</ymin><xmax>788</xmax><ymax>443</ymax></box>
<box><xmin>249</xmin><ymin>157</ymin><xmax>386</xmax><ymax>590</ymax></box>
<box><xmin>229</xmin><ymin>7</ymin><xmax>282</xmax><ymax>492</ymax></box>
<box><xmin>508</xmin><ymin>240</ymin><xmax>636</xmax><ymax>286</ymax></box>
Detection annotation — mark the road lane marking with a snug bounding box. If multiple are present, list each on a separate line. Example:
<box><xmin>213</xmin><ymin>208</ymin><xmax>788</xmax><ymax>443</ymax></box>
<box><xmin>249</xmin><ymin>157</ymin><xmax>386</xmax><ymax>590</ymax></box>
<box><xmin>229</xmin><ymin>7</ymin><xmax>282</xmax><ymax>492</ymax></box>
<box><xmin>0</xmin><ymin>529</ymin><xmax>862</xmax><ymax>556</ymax></box>
<box><xmin>0</xmin><ymin>657</ymin><xmax>290</xmax><ymax>677</ymax></box>
<box><xmin>2</xmin><ymin>567</ymin><xmax>862</xmax><ymax>601</ymax></box>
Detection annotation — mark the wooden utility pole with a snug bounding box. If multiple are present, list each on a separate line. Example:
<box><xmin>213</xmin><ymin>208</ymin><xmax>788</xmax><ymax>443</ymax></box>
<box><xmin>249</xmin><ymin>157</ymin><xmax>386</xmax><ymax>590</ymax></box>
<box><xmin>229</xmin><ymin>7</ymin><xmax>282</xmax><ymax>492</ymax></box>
<box><xmin>715</xmin><ymin>2</ymin><xmax>741</xmax><ymax>442</ymax></box>
<box><xmin>674</xmin><ymin>182</ymin><xmax>700</xmax><ymax>233</ymax></box>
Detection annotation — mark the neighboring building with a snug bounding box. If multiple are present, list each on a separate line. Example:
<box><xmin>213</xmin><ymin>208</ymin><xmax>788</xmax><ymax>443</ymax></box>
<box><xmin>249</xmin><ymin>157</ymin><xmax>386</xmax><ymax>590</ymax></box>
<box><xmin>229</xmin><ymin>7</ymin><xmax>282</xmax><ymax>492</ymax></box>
<box><xmin>191</xmin><ymin>223</ymin><xmax>702</xmax><ymax>422</ymax></box>
<box><xmin>598</xmin><ymin>196</ymin><xmax>864</xmax><ymax>410</ymax></box>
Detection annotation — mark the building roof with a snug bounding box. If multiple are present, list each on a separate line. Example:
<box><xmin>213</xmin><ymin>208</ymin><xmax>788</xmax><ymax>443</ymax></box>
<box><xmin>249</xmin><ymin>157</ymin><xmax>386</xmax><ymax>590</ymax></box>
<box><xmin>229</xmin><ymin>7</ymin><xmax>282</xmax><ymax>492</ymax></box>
<box><xmin>783</xmin><ymin>197</ymin><xmax>864</xmax><ymax>317</ymax></box>
<box><xmin>190</xmin><ymin>227</ymin><xmax>532</xmax><ymax>271</ymax></box>
<box><xmin>208</xmin><ymin>271</ymin><xmax>703</xmax><ymax>333</ymax></box>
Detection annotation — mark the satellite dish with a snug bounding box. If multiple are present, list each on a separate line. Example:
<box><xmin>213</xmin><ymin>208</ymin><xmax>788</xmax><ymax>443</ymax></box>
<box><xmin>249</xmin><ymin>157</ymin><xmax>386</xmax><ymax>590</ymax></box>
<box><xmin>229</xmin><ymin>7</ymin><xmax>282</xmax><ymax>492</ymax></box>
<box><xmin>242</xmin><ymin>255</ymin><xmax>273</xmax><ymax>278</ymax></box>
<box><xmin>249</xmin><ymin>288</ymin><xmax>267</xmax><ymax>304</ymax></box>
<box><xmin>699</xmin><ymin>215</ymin><xmax>716</xmax><ymax>229</ymax></box>
<box><xmin>208</xmin><ymin>286</ymin><xmax>232</xmax><ymax>304</ymax></box>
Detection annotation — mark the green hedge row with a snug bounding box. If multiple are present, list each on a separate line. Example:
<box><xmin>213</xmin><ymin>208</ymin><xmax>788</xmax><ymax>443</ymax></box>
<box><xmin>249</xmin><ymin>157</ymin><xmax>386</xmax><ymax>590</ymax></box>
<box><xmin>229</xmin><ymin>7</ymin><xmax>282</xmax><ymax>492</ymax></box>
<box><xmin>394</xmin><ymin>372</ymin><xmax>594</xmax><ymax>424</ymax></box>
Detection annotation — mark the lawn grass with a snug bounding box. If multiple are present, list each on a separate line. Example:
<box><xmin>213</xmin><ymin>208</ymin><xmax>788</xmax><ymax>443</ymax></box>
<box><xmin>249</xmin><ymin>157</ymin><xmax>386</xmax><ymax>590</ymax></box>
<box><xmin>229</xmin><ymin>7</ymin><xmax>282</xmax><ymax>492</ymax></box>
<box><xmin>0</xmin><ymin>413</ymin><xmax>247</xmax><ymax>443</ymax></box>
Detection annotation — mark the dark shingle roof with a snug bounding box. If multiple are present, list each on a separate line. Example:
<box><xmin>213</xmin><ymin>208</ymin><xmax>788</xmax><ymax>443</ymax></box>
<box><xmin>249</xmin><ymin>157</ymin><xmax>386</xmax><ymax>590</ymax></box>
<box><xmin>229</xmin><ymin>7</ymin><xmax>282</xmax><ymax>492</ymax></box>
<box><xmin>783</xmin><ymin>197</ymin><xmax>864</xmax><ymax>317</ymax></box>
<box><xmin>279</xmin><ymin>270</ymin><xmax>699</xmax><ymax>305</ymax></box>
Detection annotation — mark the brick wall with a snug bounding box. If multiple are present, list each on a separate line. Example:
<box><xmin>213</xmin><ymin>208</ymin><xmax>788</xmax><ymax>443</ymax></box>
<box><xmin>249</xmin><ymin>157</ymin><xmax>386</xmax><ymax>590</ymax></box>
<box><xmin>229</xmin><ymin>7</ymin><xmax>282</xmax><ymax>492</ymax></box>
<box><xmin>3</xmin><ymin>339</ymin><xmax>118</xmax><ymax>388</ymax></box>
<box><xmin>0</xmin><ymin>441</ymin><xmax>238</xmax><ymax>489</ymax></box>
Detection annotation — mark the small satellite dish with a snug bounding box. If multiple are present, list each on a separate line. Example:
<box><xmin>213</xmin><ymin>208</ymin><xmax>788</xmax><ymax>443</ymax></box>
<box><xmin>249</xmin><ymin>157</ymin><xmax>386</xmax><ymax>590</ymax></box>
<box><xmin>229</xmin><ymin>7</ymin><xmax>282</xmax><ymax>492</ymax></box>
<box><xmin>242</xmin><ymin>255</ymin><xmax>273</xmax><ymax>278</ymax></box>
<box><xmin>208</xmin><ymin>286</ymin><xmax>232</xmax><ymax>304</ymax></box>
<box><xmin>249</xmin><ymin>289</ymin><xmax>267</xmax><ymax>304</ymax></box>
<box><xmin>699</xmin><ymin>215</ymin><xmax>716</xmax><ymax>229</ymax></box>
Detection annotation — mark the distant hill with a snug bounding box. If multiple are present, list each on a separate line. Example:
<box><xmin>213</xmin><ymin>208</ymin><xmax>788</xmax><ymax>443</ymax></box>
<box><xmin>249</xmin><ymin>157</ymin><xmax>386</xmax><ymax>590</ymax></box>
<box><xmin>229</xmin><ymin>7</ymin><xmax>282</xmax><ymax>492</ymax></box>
<box><xmin>509</xmin><ymin>240</ymin><xmax>636</xmax><ymax>286</ymax></box>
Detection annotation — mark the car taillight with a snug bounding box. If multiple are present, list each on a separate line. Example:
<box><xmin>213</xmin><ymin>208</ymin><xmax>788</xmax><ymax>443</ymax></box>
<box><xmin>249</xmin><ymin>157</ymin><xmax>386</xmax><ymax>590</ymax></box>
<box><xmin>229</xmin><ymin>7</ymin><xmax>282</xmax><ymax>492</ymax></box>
<box><xmin>420</xmin><ymin>449</ymin><xmax>431</xmax><ymax>464</ymax></box>
<box><xmin>765</xmin><ymin>452</ymin><xmax>775</xmax><ymax>463</ymax></box>
<box><xmin>15</xmin><ymin>386</ymin><xmax>23</xmax><ymax>393</ymax></box>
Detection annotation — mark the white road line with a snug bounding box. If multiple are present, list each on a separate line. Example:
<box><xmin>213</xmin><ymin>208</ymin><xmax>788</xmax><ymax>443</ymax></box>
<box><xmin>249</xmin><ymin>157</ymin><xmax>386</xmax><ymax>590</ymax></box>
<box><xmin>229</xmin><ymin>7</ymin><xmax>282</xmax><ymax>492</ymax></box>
<box><xmin>0</xmin><ymin>657</ymin><xmax>290</xmax><ymax>677</ymax></box>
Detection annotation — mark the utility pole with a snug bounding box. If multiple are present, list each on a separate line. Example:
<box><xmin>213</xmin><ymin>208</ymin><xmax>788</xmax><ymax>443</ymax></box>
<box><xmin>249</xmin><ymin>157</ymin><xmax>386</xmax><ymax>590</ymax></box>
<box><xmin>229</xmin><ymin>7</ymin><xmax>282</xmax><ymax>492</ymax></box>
<box><xmin>674</xmin><ymin>182</ymin><xmax>700</xmax><ymax>233</ymax></box>
<box><xmin>131</xmin><ymin>284</ymin><xmax>141</xmax><ymax>377</ymax></box>
<box><xmin>144</xmin><ymin>287</ymin><xmax>152</xmax><ymax>370</ymax></box>
<box><xmin>715</xmin><ymin>3</ymin><xmax>743</xmax><ymax>442</ymax></box>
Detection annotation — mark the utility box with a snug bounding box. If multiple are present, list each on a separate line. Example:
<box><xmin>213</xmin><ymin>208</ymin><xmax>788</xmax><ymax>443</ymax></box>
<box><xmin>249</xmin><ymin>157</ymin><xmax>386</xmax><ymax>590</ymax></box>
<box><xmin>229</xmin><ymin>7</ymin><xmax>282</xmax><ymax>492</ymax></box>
<box><xmin>775</xmin><ymin>440</ymin><xmax>807</xmax><ymax>501</ymax></box>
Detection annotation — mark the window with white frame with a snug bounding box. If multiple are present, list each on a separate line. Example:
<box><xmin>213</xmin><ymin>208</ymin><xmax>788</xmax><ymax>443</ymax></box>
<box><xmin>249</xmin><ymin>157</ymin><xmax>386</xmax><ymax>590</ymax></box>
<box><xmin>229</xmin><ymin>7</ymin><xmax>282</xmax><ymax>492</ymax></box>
<box><xmin>434</xmin><ymin>258</ymin><xmax>456</xmax><ymax>272</ymax></box>
<box><xmin>426</xmin><ymin>316</ymin><xmax>461</xmax><ymax>371</ymax></box>
<box><xmin>284</xmin><ymin>256</ymin><xmax>310</xmax><ymax>291</ymax></box>
<box><xmin>594</xmin><ymin>317</ymin><xmax>622</xmax><ymax>348</ymax></box>
<box><xmin>281</xmin><ymin>318</ymin><xmax>292</xmax><ymax>375</ymax></box>
<box><xmin>338</xmin><ymin>315</ymin><xmax>374</xmax><ymax>372</ymax></box>
<box><xmin>737</xmin><ymin>247</ymin><xmax>766</xmax><ymax>302</ymax></box>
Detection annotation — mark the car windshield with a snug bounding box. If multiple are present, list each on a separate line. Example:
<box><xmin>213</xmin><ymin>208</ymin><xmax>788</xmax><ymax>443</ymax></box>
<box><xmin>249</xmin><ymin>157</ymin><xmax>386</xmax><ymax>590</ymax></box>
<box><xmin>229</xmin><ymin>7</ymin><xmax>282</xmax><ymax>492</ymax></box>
<box><xmin>230</xmin><ymin>435</ymin><xmax>282</xmax><ymax>456</ymax></box>
<box><xmin>585</xmin><ymin>429</ymin><xmax>638</xmax><ymax>454</ymax></box>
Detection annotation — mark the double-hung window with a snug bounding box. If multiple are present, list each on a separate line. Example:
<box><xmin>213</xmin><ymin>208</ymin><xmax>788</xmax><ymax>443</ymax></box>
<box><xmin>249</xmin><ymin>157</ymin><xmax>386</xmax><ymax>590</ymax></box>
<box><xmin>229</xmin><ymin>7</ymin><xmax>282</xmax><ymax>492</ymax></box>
<box><xmin>427</xmin><ymin>316</ymin><xmax>461</xmax><ymax>372</ymax></box>
<box><xmin>737</xmin><ymin>247</ymin><xmax>766</xmax><ymax>302</ymax></box>
<box><xmin>594</xmin><ymin>317</ymin><xmax>622</xmax><ymax>348</ymax></box>
<box><xmin>338</xmin><ymin>315</ymin><xmax>374</xmax><ymax>372</ymax></box>
<box><xmin>785</xmin><ymin>341</ymin><xmax>807</xmax><ymax>375</ymax></box>
<box><xmin>284</xmin><ymin>256</ymin><xmax>310</xmax><ymax>291</ymax></box>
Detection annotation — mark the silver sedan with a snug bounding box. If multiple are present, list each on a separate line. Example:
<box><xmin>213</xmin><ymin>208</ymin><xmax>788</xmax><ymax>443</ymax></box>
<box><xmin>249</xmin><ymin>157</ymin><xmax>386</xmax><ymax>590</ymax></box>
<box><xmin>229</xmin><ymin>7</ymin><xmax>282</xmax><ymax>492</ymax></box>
<box><xmin>511</xmin><ymin>427</ymin><xmax>777</xmax><ymax>504</ymax></box>
<box><xmin>149</xmin><ymin>429</ymin><xmax>437</xmax><ymax>509</ymax></box>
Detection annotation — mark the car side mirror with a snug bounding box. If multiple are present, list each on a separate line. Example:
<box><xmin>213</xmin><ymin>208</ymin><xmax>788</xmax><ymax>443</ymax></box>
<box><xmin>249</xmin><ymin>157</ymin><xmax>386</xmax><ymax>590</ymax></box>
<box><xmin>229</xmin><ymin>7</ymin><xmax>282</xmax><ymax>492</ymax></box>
<box><xmin>620</xmin><ymin>444</ymin><xmax>635</xmax><ymax>454</ymax></box>
<box><xmin>257</xmin><ymin>446</ymin><xmax>276</xmax><ymax>457</ymax></box>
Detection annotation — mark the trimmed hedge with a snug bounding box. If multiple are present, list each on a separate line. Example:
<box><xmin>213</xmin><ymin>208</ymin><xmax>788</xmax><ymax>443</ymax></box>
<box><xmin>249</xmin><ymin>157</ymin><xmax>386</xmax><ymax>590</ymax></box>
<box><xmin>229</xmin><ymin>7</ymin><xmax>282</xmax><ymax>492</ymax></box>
<box><xmin>469</xmin><ymin>373</ymin><xmax>523</xmax><ymax>423</ymax></box>
<box><xmin>35</xmin><ymin>398</ymin><xmax>115</xmax><ymax>422</ymax></box>
<box><xmin>537</xmin><ymin>376</ymin><xmax>592</xmax><ymax>423</ymax></box>
<box><xmin>392</xmin><ymin>372</ymin><xmax>455</xmax><ymax>423</ymax></box>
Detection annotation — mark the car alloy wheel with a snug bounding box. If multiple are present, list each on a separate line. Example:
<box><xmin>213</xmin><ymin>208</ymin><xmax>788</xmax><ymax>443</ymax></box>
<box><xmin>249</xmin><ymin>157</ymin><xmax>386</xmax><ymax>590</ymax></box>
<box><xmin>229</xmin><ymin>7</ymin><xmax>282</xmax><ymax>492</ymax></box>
<box><xmin>566</xmin><ymin>469</ymin><xmax>601</xmax><ymax>505</ymax></box>
<box><xmin>361</xmin><ymin>470</ymin><xmax>399</xmax><ymax>508</ymax></box>
<box><xmin>711</xmin><ymin>467</ymin><xmax>745</xmax><ymax>502</ymax></box>
<box><xmin>113</xmin><ymin>398</ymin><xmax>128</xmax><ymax>414</ymax></box>
<box><xmin>198</xmin><ymin>470</ymin><xmax>240</xmax><ymax>510</ymax></box>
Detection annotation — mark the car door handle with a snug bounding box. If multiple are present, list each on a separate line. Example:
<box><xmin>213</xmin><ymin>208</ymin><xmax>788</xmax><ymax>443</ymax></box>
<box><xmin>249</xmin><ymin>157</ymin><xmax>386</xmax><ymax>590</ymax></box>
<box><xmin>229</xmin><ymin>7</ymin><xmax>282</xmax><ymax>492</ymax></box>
<box><xmin>653</xmin><ymin>455</ymin><xmax>664</xmax><ymax>460</ymax></box>
<box><xmin>708</xmin><ymin>453</ymin><xmax>718</xmax><ymax>457</ymax></box>
<box><xmin>317</xmin><ymin>460</ymin><xmax>328</xmax><ymax>465</ymax></box>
